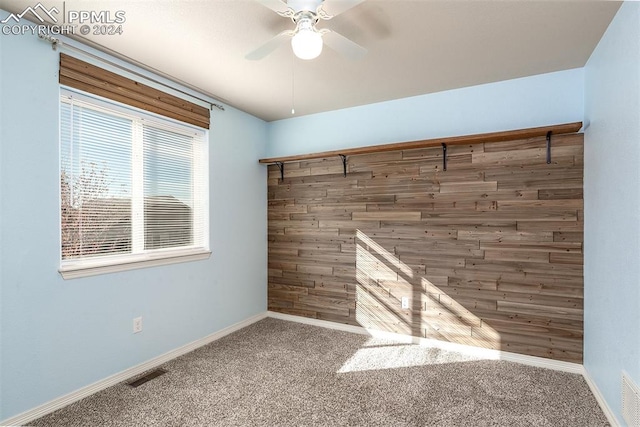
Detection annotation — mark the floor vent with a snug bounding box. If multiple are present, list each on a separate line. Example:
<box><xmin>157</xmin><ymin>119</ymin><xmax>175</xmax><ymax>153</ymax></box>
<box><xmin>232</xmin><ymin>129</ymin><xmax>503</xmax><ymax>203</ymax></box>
<box><xmin>128</xmin><ymin>369</ymin><xmax>167</xmax><ymax>388</ymax></box>
<box><xmin>623</xmin><ymin>372</ymin><xmax>640</xmax><ymax>427</ymax></box>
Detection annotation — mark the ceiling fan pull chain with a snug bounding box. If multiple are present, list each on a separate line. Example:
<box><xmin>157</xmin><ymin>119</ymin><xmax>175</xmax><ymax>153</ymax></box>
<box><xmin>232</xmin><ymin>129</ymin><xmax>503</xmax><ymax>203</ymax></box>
<box><xmin>291</xmin><ymin>52</ymin><xmax>296</xmax><ymax>115</ymax></box>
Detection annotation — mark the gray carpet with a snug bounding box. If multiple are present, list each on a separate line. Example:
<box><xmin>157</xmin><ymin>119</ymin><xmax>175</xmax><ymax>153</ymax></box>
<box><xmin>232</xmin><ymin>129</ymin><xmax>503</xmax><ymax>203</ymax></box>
<box><xmin>30</xmin><ymin>318</ymin><xmax>608</xmax><ymax>426</ymax></box>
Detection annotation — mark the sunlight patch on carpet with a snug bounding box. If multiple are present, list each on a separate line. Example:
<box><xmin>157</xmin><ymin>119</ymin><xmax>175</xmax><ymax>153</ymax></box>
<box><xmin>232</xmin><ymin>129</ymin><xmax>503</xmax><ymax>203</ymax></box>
<box><xmin>337</xmin><ymin>338</ymin><xmax>481</xmax><ymax>373</ymax></box>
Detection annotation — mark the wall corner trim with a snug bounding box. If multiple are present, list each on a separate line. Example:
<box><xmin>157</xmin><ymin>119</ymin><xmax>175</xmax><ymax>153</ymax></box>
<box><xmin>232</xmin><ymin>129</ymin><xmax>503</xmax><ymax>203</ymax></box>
<box><xmin>582</xmin><ymin>366</ymin><xmax>621</xmax><ymax>426</ymax></box>
<box><xmin>0</xmin><ymin>311</ymin><xmax>268</xmax><ymax>426</ymax></box>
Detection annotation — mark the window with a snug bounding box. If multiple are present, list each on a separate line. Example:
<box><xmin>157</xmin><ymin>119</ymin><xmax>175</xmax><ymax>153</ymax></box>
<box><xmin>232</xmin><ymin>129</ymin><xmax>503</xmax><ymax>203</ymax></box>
<box><xmin>59</xmin><ymin>89</ymin><xmax>209</xmax><ymax>278</ymax></box>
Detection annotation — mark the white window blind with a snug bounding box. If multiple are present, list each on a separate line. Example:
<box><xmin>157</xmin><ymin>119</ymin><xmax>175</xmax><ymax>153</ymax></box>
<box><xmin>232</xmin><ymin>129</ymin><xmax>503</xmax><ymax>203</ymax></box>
<box><xmin>60</xmin><ymin>89</ymin><xmax>209</xmax><ymax>277</ymax></box>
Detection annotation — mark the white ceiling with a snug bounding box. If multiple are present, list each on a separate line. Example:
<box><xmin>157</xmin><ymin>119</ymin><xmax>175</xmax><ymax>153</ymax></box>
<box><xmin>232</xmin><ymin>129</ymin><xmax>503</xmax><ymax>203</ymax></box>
<box><xmin>0</xmin><ymin>0</ymin><xmax>622</xmax><ymax>122</ymax></box>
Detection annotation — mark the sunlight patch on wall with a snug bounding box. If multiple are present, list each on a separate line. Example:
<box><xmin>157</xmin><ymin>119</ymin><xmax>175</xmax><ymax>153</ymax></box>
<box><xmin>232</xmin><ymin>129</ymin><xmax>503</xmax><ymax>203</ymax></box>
<box><xmin>355</xmin><ymin>230</ymin><xmax>412</xmax><ymax>335</ymax></box>
<box><xmin>356</xmin><ymin>230</ymin><xmax>415</xmax><ymax>278</ymax></box>
<box><xmin>354</xmin><ymin>229</ymin><xmax>501</xmax><ymax>350</ymax></box>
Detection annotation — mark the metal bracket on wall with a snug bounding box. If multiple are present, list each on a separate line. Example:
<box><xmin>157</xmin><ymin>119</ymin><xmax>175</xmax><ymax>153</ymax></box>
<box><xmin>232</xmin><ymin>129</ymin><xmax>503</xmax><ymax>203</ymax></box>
<box><xmin>442</xmin><ymin>143</ymin><xmax>448</xmax><ymax>171</ymax></box>
<box><xmin>546</xmin><ymin>131</ymin><xmax>552</xmax><ymax>164</ymax></box>
<box><xmin>275</xmin><ymin>161</ymin><xmax>285</xmax><ymax>180</ymax></box>
<box><xmin>339</xmin><ymin>154</ymin><xmax>347</xmax><ymax>177</ymax></box>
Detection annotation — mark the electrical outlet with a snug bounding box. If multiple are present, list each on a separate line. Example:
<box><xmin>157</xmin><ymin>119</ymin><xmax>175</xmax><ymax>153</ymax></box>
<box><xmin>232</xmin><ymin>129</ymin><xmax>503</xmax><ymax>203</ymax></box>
<box><xmin>133</xmin><ymin>316</ymin><xmax>143</xmax><ymax>334</ymax></box>
<box><xmin>401</xmin><ymin>297</ymin><xmax>409</xmax><ymax>309</ymax></box>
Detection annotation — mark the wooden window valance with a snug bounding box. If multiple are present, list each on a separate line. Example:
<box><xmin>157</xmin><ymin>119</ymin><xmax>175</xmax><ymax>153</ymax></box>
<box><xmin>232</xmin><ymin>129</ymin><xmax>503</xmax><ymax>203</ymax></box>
<box><xmin>59</xmin><ymin>53</ymin><xmax>210</xmax><ymax>129</ymax></box>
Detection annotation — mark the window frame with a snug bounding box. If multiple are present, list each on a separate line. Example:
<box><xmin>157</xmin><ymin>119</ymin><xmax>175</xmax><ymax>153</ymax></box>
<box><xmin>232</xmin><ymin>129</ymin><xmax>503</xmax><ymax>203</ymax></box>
<box><xmin>58</xmin><ymin>87</ymin><xmax>210</xmax><ymax>279</ymax></box>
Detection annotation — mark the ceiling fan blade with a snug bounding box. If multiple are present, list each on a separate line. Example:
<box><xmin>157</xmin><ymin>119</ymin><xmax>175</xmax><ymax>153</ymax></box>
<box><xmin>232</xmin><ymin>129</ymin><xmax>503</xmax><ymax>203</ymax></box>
<box><xmin>246</xmin><ymin>30</ymin><xmax>294</xmax><ymax>60</ymax></box>
<box><xmin>322</xmin><ymin>30</ymin><xmax>367</xmax><ymax>60</ymax></box>
<box><xmin>318</xmin><ymin>0</ymin><xmax>365</xmax><ymax>19</ymax></box>
<box><xmin>257</xmin><ymin>0</ymin><xmax>290</xmax><ymax>14</ymax></box>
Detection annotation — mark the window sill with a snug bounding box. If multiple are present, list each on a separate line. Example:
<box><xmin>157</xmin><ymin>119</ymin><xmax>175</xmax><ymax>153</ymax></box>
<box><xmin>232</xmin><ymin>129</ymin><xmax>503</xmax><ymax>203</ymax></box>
<box><xmin>59</xmin><ymin>249</ymin><xmax>212</xmax><ymax>279</ymax></box>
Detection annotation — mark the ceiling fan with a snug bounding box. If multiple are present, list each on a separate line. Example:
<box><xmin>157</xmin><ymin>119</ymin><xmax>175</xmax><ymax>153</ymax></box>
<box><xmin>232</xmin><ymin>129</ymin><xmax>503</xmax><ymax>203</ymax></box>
<box><xmin>246</xmin><ymin>0</ymin><xmax>367</xmax><ymax>61</ymax></box>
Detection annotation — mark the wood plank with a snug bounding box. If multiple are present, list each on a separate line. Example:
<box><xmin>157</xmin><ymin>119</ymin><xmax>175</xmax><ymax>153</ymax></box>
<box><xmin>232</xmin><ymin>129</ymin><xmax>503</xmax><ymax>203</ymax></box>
<box><xmin>404</xmin><ymin>144</ymin><xmax>482</xmax><ymax>160</ymax></box>
<box><xmin>317</xmin><ymin>311</ymin><xmax>357</xmax><ymax>325</ymax></box>
<box><xmin>269</xmin><ymin>234</ymin><xmax>354</xmax><ymax>244</ymax></box>
<box><xmin>418</xmin><ymin>157</ymin><xmax>474</xmax><ymax>174</ymax></box>
<box><xmin>439</xmin><ymin>293</ymin><xmax>498</xmax><ymax>312</ymax></box>
<box><xmin>538</xmin><ymin>188</ymin><xmax>584</xmax><ymax>200</ymax></box>
<box><xmin>350</xmin><ymin>151</ymin><xmax>403</xmax><ymax>164</ymax></box>
<box><xmin>423</xmin><ymin>211</ymin><xmax>577</xmax><ymax>223</ymax></box>
<box><xmin>498</xmin><ymin>199</ymin><xmax>583</xmax><ymax>211</ymax></box>
<box><xmin>484</xmin><ymin>250</ymin><xmax>549</xmax><ymax>263</ymax></box>
<box><xmin>465</xmin><ymin>259</ymin><xmax>583</xmax><ymax>277</ymax></box>
<box><xmin>517</xmin><ymin>221</ymin><xmax>583</xmax><ymax>232</ymax></box>
<box><xmin>490</xmin><ymin>329</ymin><xmax>584</xmax><ymax>353</ymax></box>
<box><xmin>482</xmin><ymin>133</ymin><xmax>583</xmax><ymax>152</ymax></box>
<box><xmin>550</xmin><ymin>252</ymin><xmax>584</xmax><ymax>265</ymax></box>
<box><xmin>484</xmin><ymin>163</ymin><xmax>581</xmax><ymax>180</ymax></box>
<box><xmin>399</xmin><ymin>254</ymin><xmax>466</xmax><ymax>268</ymax></box>
<box><xmin>269</xmin><ymin>240</ymin><xmax>341</xmax><ymax>255</ymax></box>
<box><xmin>496</xmin><ymin>282</ymin><xmax>583</xmax><ymax>298</ymax></box>
<box><xmin>296</xmin><ymin>296</ymin><xmax>354</xmax><ymax>316</ymax></box>
<box><xmin>472</xmin><ymin>307</ymin><xmax>583</xmax><ymax>331</ymax></box>
<box><xmin>268</xmin><ymin>168</ymin><xmax>311</xmax><ymax>179</ymax></box>
<box><xmin>479</xmin><ymin>241</ymin><xmax>582</xmax><ymax>253</ymax></box>
<box><xmin>439</xmin><ymin>181</ymin><xmax>498</xmax><ymax>194</ymax></box>
<box><xmin>282</xmin><ymin>228</ymin><xmax>340</xmax><ymax>236</ymax></box>
<box><xmin>268</xmin><ymin>299</ymin><xmax>295</xmax><ymax>309</ymax></box>
<box><xmin>498</xmin><ymin>178</ymin><xmax>582</xmax><ymax>191</ymax></box>
<box><xmin>308</xmin><ymin>204</ymin><xmax>367</xmax><ymax>213</ymax></box>
<box><xmin>438</xmin><ymin>286</ymin><xmax>582</xmax><ymax>309</ymax></box>
<box><xmin>352</xmin><ymin>211</ymin><xmax>421</xmax><ymax>221</ymax></box>
<box><xmin>458</xmin><ymin>230</ymin><xmax>553</xmax><ymax>242</ymax></box>
<box><xmin>553</xmin><ymin>232</ymin><xmax>583</xmax><ymax>242</ymax></box>
<box><xmin>496</xmin><ymin>300</ymin><xmax>583</xmax><ymax>322</ymax></box>
<box><xmin>298</xmin><ymin>157</ymin><xmax>342</xmax><ymax>168</ymax></box>
<box><xmin>422</xmin><ymin>308</ymin><xmax>482</xmax><ymax>329</ymax></box>
<box><xmin>472</xmin><ymin>145</ymin><xmax>583</xmax><ymax>166</ymax></box>
<box><xmin>297</xmin><ymin>264</ymin><xmax>334</xmax><ymax>275</ymax></box>
<box><xmin>267</xmin><ymin>261</ymin><xmax>297</xmax><ymax>271</ymax></box>
<box><xmin>319</xmin><ymin>220</ymin><xmax>382</xmax><ymax>230</ymax></box>
<box><xmin>269</xmin><ymin>275</ymin><xmax>315</xmax><ymax>288</ymax></box>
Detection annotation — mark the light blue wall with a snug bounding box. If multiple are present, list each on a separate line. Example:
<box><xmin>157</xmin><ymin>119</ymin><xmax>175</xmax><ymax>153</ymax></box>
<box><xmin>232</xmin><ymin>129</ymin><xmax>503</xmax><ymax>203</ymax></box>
<box><xmin>584</xmin><ymin>2</ymin><xmax>640</xmax><ymax>424</ymax></box>
<box><xmin>267</xmin><ymin>68</ymin><xmax>584</xmax><ymax>157</ymax></box>
<box><xmin>0</xmin><ymin>29</ymin><xmax>267</xmax><ymax>421</ymax></box>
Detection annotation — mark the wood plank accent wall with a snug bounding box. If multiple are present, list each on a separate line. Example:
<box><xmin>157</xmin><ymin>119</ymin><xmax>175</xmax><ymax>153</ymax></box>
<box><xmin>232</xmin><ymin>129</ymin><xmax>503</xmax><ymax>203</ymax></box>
<box><xmin>267</xmin><ymin>132</ymin><xmax>584</xmax><ymax>363</ymax></box>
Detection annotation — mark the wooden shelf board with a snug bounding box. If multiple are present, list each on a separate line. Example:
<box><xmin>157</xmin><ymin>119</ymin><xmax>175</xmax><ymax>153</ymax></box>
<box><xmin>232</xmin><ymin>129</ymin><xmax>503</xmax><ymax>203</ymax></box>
<box><xmin>259</xmin><ymin>121</ymin><xmax>583</xmax><ymax>164</ymax></box>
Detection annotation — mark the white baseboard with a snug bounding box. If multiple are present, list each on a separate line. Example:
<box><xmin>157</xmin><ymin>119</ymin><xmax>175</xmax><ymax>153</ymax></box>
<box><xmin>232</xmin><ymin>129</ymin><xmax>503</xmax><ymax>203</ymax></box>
<box><xmin>2</xmin><ymin>310</ymin><xmax>616</xmax><ymax>426</ymax></box>
<box><xmin>1</xmin><ymin>312</ymin><xmax>268</xmax><ymax>426</ymax></box>
<box><xmin>267</xmin><ymin>311</ymin><xmax>583</xmax><ymax>374</ymax></box>
<box><xmin>582</xmin><ymin>366</ymin><xmax>620</xmax><ymax>426</ymax></box>
<box><xmin>268</xmin><ymin>312</ymin><xmax>629</xmax><ymax>420</ymax></box>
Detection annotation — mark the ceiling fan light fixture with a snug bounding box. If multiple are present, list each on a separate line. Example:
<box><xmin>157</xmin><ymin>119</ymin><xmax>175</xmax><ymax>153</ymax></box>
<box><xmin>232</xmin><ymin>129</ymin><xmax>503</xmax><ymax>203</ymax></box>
<box><xmin>291</xmin><ymin>28</ymin><xmax>323</xmax><ymax>60</ymax></box>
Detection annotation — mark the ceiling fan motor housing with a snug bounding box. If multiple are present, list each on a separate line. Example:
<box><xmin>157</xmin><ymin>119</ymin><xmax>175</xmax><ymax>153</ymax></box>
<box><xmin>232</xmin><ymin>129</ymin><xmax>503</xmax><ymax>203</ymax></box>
<box><xmin>293</xmin><ymin>11</ymin><xmax>319</xmax><ymax>32</ymax></box>
<box><xmin>287</xmin><ymin>0</ymin><xmax>324</xmax><ymax>14</ymax></box>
